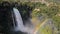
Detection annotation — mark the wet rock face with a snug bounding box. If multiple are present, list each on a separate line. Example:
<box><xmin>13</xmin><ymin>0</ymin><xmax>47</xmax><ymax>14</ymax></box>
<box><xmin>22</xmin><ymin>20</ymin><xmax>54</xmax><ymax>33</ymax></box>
<box><xmin>0</xmin><ymin>1</ymin><xmax>13</xmax><ymax>34</ymax></box>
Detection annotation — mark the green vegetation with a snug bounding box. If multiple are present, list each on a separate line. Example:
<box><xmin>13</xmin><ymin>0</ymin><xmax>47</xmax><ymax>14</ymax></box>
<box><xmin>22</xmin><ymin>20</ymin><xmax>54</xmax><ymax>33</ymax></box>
<box><xmin>53</xmin><ymin>16</ymin><xmax>60</xmax><ymax>31</ymax></box>
<box><xmin>38</xmin><ymin>25</ymin><xmax>52</xmax><ymax>34</ymax></box>
<box><xmin>28</xmin><ymin>2</ymin><xmax>60</xmax><ymax>34</ymax></box>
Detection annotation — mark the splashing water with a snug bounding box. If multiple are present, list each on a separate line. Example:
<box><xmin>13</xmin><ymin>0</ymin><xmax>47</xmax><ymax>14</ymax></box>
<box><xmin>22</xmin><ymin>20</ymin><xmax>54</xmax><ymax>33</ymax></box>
<box><xmin>13</xmin><ymin>8</ymin><xmax>34</xmax><ymax>34</ymax></box>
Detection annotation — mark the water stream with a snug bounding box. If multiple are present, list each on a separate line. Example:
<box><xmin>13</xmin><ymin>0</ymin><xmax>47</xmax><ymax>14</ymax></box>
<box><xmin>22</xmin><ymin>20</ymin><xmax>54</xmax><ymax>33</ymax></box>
<box><xmin>13</xmin><ymin>8</ymin><xmax>34</xmax><ymax>34</ymax></box>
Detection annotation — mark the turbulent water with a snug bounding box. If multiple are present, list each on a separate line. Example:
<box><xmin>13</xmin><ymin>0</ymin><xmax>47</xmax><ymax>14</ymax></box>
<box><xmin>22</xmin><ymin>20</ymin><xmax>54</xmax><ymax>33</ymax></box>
<box><xmin>13</xmin><ymin>8</ymin><xmax>34</xmax><ymax>34</ymax></box>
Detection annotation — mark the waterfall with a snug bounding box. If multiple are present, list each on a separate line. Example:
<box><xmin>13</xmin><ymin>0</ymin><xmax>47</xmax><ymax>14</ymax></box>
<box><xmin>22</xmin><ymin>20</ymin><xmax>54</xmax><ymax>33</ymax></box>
<box><xmin>11</xmin><ymin>10</ymin><xmax>16</xmax><ymax>28</ymax></box>
<box><xmin>13</xmin><ymin>8</ymin><xmax>34</xmax><ymax>34</ymax></box>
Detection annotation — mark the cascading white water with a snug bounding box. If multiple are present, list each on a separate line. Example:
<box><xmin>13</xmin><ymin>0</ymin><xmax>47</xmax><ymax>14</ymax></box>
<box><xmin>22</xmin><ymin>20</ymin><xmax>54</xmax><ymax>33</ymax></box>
<box><xmin>13</xmin><ymin>8</ymin><xmax>34</xmax><ymax>34</ymax></box>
